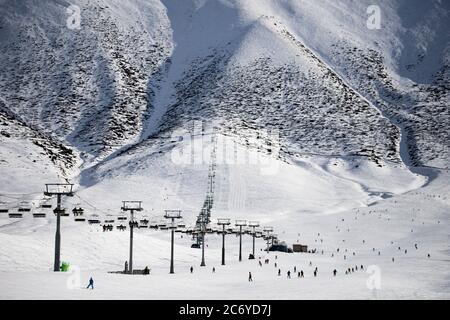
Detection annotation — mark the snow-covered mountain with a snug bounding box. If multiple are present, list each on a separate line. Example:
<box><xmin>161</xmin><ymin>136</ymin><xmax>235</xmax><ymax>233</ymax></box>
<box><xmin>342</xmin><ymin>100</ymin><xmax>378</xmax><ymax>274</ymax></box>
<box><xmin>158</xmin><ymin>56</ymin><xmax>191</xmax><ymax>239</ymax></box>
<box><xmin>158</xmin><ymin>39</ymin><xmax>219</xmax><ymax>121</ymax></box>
<box><xmin>0</xmin><ymin>0</ymin><xmax>449</xmax><ymax>299</ymax></box>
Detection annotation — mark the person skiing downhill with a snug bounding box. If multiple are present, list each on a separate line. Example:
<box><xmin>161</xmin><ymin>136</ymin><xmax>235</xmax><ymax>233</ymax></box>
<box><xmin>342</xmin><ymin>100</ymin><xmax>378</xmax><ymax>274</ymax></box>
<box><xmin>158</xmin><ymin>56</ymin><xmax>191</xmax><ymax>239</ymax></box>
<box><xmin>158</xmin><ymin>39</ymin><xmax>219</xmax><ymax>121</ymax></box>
<box><xmin>248</xmin><ymin>272</ymin><xmax>253</xmax><ymax>282</ymax></box>
<box><xmin>86</xmin><ymin>277</ymin><xmax>94</xmax><ymax>290</ymax></box>
<box><xmin>190</xmin><ymin>266</ymin><xmax>194</xmax><ymax>273</ymax></box>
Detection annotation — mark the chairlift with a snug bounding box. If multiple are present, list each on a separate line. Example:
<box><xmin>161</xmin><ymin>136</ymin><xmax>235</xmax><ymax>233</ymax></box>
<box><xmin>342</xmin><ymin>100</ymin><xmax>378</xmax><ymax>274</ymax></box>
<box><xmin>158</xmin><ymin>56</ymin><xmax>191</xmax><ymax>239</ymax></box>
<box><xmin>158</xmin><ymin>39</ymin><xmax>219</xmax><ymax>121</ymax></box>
<box><xmin>88</xmin><ymin>214</ymin><xmax>101</xmax><ymax>224</ymax></box>
<box><xmin>116</xmin><ymin>224</ymin><xmax>127</xmax><ymax>231</ymax></box>
<box><xmin>118</xmin><ymin>215</ymin><xmax>128</xmax><ymax>221</ymax></box>
<box><xmin>0</xmin><ymin>202</ymin><xmax>9</xmax><ymax>213</ymax></box>
<box><xmin>40</xmin><ymin>197</ymin><xmax>52</xmax><ymax>209</ymax></box>
<box><xmin>33</xmin><ymin>212</ymin><xmax>46</xmax><ymax>218</ymax></box>
<box><xmin>140</xmin><ymin>216</ymin><xmax>149</xmax><ymax>225</ymax></box>
<box><xmin>72</xmin><ymin>207</ymin><xmax>84</xmax><ymax>216</ymax></box>
<box><xmin>129</xmin><ymin>221</ymin><xmax>139</xmax><ymax>228</ymax></box>
<box><xmin>9</xmin><ymin>213</ymin><xmax>23</xmax><ymax>218</ymax></box>
<box><xmin>74</xmin><ymin>217</ymin><xmax>86</xmax><ymax>222</ymax></box>
<box><xmin>18</xmin><ymin>202</ymin><xmax>31</xmax><ymax>212</ymax></box>
<box><xmin>53</xmin><ymin>207</ymin><xmax>69</xmax><ymax>216</ymax></box>
<box><xmin>177</xmin><ymin>222</ymin><xmax>186</xmax><ymax>228</ymax></box>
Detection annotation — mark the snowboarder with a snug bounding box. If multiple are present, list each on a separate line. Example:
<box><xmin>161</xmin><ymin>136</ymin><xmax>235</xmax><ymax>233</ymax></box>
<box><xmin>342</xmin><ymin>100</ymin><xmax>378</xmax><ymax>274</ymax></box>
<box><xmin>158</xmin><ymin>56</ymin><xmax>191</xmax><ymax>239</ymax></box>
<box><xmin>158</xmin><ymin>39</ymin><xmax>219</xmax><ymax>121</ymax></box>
<box><xmin>86</xmin><ymin>277</ymin><xmax>94</xmax><ymax>290</ymax></box>
<box><xmin>248</xmin><ymin>272</ymin><xmax>253</xmax><ymax>282</ymax></box>
<box><xmin>190</xmin><ymin>266</ymin><xmax>194</xmax><ymax>273</ymax></box>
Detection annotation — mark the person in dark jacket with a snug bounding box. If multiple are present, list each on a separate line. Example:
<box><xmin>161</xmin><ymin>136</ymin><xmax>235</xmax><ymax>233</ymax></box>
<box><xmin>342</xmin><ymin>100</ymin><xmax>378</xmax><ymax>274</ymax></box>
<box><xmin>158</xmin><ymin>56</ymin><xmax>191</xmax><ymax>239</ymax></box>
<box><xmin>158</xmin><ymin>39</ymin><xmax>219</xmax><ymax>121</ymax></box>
<box><xmin>86</xmin><ymin>277</ymin><xmax>94</xmax><ymax>290</ymax></box>
<box><xmin>248</xmin><ymin>272</ymin><xmax>253</xmax><ymax>282</ymax></box>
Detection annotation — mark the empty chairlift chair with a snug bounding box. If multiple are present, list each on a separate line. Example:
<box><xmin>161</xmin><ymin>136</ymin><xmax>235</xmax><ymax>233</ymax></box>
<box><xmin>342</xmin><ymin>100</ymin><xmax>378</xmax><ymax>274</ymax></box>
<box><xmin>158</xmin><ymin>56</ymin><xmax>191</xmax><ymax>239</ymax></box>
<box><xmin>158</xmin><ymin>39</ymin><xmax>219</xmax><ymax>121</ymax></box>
<box><xmin>88</xmin><ymin>214</ymin><xmax>101</xmax><ymax>224</ymax></box>
<box><xmin>33</xmin><ymin>212</ymin><xmax>46</xmax><ymax>218</ymax></box>
<box><xmin>104</xmin><ymin>214</ymin><xmax>115</xmax><ymax>224</ymax></box>
<box><xmin>118</xmin><ymin>214</ymin><xmax>127</xmax><ymax>221</ymax></box>
<box><xmin>40</xmin><ymin>198</ymin><xmax>52</xmax><ymax>209</ymax></box>
<box><xmin>0</xmin><ymin>202</ymin><xmax>9</xmax><ymax>213</ymax></box>
<box><xmin>9</xmin><ymin>212</ymin><xmax>23</xmax><ymax>218</ymax></box>
<box><xmin>18</xmin><ymin>202</ymin><xmax>31</xmax><ymax>212</ymax></box>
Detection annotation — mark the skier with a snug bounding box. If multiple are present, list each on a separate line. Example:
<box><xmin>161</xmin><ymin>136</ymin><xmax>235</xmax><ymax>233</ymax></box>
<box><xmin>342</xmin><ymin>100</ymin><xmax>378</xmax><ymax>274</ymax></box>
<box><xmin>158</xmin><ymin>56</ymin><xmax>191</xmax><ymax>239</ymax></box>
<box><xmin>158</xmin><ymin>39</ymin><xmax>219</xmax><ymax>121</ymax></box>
<box><xmin>300</xmin><ymin>270</ymin><xmax>304</xmax><ymax>278</ymax></box>
<box><xmin>294</xmin><ymin>266</ymin><xmax>297</xmax><ymax>273</ymax></box>
<box><xmin>275</xmin><ymin>263</ymin><xmax>277</xmax><ymax>268</ymax></box>
<box><xmin>278</xmin><ymin>269</ymin><xmax>281</xmax><ymax>276</ymax></box>
<box><xmin>248</xmin><ymin>272</ymin><xmax>253</xmax><ymax>282</ymax></box>
<box><xmin>333</xmin><ymin>269</ymin><xmax>337</xmax><ymax>277</ymax></box>
<box><xmin>190</xmin><ymin>266</ymin><xmax>194</xmax><ymax>273</ymax></box>
<box><xmin>86</xmin><ymin>277</ymin><xmax>94</xmax><ymax>290</ymax></box>
<box><xmin>287</xmin><ymin>271</ymin><xmax>291</xmax><ymax>279</ymax></box>
<box><xmin>124</xmin><ymin>261</ymin><xmax>128</xmax><ymax>274</ymax></box>
<box><xmin>297</xmin><ymin>271</ymin><xmax>301</xmax><ymax>278</ymax></box>
<box><xmin>212</xmin><ymin>267</ymin><xmax>216</xmax><ymax>273</ymax></box>
<box><xmin>313</xmin><ymin>270</ymin><xmax>317</xmax><ymax>277</ymax></box>
<box><xmin>259</xmin><ymin>261</ymin><xmax>262</xmax><ymax>267</ymax></box>
<box><xmin>361</xmin><ymin>265</ymin><xmax>364</xmax><ymax>270</ymax></box>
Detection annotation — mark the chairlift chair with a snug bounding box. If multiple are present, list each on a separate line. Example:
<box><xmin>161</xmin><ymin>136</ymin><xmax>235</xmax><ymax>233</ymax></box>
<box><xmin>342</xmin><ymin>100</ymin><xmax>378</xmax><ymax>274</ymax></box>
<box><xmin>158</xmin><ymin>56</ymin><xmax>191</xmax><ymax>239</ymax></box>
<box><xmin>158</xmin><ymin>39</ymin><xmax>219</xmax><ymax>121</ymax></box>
<box><xmin>0</xmin><ymin>202</ymin><xmax>9</xmax><ymax>213</ymax></box>
<box><xmin>72</xmin><ymin>207</ymin><xmax>84</xmax><ymax>216</ymax></box>
<box><xmin>9</xmin><ymin>213</ymin><xmax>23</xmax><ymax>218</ymax></box>
<box><xmin>18</xmin><ymin>202</ymin><xmax>31</xmax><ymax>212</ymax></box>
<box><xmin>33</xmin><ymin>212</ymin><xmax>46</xmax><ymax>218</ymax></box>
<box><xmin>88</xmin><ymin>214</ymin><xmax>101</xmax><ymax>224</ymax></box>
<box><xmin>40</xmin><ymin>197</ymin><xmax>52</xmax><ymax>209</ymax></box>
<box><xmin>118</xmin><ymin>214</ymin><xmax>127</xmax><ymax>221</ymax></box>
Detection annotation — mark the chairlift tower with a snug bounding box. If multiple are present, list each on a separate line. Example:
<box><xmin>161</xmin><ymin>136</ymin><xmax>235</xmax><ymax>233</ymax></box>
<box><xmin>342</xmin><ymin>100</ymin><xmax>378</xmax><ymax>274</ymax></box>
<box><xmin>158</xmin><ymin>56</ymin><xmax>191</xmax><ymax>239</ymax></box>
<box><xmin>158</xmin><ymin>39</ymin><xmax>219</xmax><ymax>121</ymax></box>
<box><xmin>248</xmin><ymin>221</ymin><xmax>260</xmax><ymax>259</ymax></box>
<box><xmin>44</xmin><ymin>183</ymin><xmax>74</xmax><ymax>272</ymax></box>
<box><xmin>235</xmin><ymin>220</ymin><xmax>247</xmax><ymax>261</ymax></box>
<box><xmin>217</xmin><ymin>218</ymin><xmax>231</xmax><ymax>265</ymax></box>
<box><xmin>263</xmin><ymin>226</ymin><xmax>274</xmax><ymax>253</ymax></box>
<box><xmin>199</xmin><ymin>209</ymin><xmax>208</xmax><ymax>267</ymax></box>
<box><xmin>121</xmin><ymin>201</ymin><xmax>143</xmax><ymax>274</ymax></box>
<box><xmin>164</xmin><ymin>210</ymin><xmax>182</xmax><ymax>274</ymax></box>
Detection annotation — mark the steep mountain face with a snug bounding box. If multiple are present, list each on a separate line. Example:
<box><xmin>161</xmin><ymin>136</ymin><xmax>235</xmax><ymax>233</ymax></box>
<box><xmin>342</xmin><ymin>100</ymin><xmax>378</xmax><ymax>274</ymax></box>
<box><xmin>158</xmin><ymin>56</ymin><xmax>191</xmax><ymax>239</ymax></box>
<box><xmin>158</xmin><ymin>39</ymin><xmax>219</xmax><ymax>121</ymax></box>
<box><xmin>0</xmin><ymin>0</ymin><xmax>172</xmax><ymax>165</ymax></box>
<box><xmin>0</xmin><ymin>0</ymin><xmax>448</xmax><ymax>182</ymax></box>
